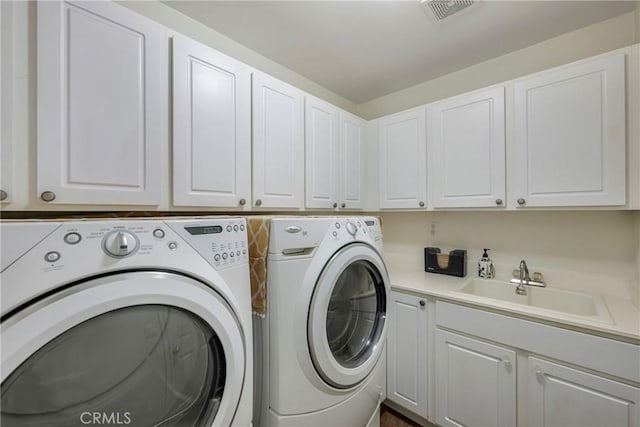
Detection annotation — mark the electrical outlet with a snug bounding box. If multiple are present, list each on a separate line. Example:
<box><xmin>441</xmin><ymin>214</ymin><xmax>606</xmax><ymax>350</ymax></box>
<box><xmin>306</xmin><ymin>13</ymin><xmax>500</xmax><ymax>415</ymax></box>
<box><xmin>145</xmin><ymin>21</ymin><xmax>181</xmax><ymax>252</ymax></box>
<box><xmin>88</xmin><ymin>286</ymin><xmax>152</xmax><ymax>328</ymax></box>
<box><xmin>430</xmin><ymin>222</ymin><xmax>437</xmax><ymax>236</ymax></box>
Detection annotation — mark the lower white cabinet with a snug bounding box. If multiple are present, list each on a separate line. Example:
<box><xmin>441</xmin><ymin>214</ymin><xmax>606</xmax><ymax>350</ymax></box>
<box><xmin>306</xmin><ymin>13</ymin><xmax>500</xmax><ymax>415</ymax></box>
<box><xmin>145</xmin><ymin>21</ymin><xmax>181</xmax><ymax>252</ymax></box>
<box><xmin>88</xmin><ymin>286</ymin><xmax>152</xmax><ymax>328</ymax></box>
<box><xmin>435</xmin><ymin>330</ymin><xmax>516</xmax><ymax>427</ymax></box>
<box><xmin>528</xmin><ymin>357</ymin><xmax>639</xmax><ymax>427</ymax></box>
<box><xmin>387</xmin><ymin>294</ymin><xmax>640</xmax><ymax>426</ymax></box>
<box><xmin>386</xmin><ymin>291</ymin><xmax>428</xmax><ymax>419</ymax></box>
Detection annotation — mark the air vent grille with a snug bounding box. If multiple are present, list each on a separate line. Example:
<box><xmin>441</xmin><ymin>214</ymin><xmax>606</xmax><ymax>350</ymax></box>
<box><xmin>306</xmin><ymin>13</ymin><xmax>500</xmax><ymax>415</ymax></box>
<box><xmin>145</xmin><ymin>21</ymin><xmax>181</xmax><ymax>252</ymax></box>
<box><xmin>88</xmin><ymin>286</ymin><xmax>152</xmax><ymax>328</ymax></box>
<box><xmin>425</xmin><ymin>0</ymin><xmax>474</xmax><ymax>20</ymax></box>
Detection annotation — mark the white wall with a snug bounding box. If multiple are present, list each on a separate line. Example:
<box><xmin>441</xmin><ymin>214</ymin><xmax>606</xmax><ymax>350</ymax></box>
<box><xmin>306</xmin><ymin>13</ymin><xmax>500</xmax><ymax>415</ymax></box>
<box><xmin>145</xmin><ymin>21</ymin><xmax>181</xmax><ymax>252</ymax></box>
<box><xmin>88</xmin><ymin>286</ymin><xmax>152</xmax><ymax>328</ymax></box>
<box><xmin>381</xmin><ymin>211</ymin><xmax>638</xmax><ymax>302</ymax></box>
<box><xmin>358</xmin><ymin>10</ymin><xmax>640</xmax><ymax>119</ymax></box>
<box><xmin>635</xmin><ymin>212</ymin><xmax>640</xmax><ymax>306</ymax></box>
<box><xmin>116</xmin><ymin>0</ymin><xmax>357</xmax><ymax>114</ymax></box>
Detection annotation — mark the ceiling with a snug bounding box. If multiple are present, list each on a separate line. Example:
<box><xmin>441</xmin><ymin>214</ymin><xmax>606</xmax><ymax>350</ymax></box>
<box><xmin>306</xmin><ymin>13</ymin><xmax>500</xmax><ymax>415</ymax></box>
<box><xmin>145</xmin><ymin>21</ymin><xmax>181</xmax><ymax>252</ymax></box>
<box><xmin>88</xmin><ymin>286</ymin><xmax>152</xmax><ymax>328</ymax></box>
<box><xmin>162</xmin><ymin>1</ymin><xmax>639</xmax><ymax>104</ymax></box>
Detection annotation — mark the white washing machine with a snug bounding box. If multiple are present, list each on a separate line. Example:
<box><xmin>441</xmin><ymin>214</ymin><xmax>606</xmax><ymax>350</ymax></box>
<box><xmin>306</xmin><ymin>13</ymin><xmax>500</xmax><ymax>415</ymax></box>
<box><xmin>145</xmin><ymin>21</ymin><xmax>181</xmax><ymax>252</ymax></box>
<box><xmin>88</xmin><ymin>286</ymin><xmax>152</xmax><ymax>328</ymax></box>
<box><xmin>1</xmin><ymin>218</ymin><xmax>253</xmax><ymax>427</ymax></box>
<box><xmin>255</xmin><ymin>217</ymin><xmax>389</xmax><ymax>427</ymax></box>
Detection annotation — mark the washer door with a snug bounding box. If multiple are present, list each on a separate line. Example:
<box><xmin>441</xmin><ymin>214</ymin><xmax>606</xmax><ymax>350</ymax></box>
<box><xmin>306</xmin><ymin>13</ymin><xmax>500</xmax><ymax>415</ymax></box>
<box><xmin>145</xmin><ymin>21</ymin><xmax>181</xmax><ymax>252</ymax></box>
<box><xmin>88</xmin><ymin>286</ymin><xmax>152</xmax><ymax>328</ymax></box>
<box><xmin>308</xmin><ymin>243</ymin><xmax>389</xmax><ymax>389</ymax></box>
<box><xmin>0</xmin><ymin>272</ymin><xmax>245</xmax><ymax>427</ymax></box>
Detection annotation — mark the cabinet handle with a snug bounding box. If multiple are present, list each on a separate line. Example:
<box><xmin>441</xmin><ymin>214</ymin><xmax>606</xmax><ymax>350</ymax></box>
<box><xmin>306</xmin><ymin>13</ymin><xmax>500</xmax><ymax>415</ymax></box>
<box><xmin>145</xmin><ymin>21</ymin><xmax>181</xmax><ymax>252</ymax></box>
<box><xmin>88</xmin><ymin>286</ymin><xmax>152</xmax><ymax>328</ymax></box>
<box><xmin>419</xmin><ymin>300</ymin><xmax>425</xmax><ymax>307</ymax></box>
<box><xmin>41</xmin><ymin>191</ymin><xmax>56</xmax><ymax>202</ymax></box>
<box><xmin>333</xmin><ymin>202</ymin><xmax>338</xmax><ymax>208</ymax></box>
<box><xmin>239</xmin><ymin>198</ymin><xmax>246</xmax><ymax>206</ymax></box>
<box><xmin>0</xmin><ymin>190</ymin><xmax>7</xmax><ymax>201</ymax></box>
<box><xmin>341</xmin><ymin>203</ymin><xmax>346</xmax><ymax>208</ymax></box>
<box><xmin>535</xmin><ymin>367</ymin><xmax>544</xmax><ymax>380</ymax></box>
<box><xmin>517</xmin><ymin>198</ymin><xmax>526</xmax><ymax>206</ymax></box>
<box><xmin>419</xmin><ymin>201</ymin><xmax>425</xmax><ymax>207</ymax></box>
<box><xmin>255</xmin><ymin>199</ymin><xmax>262</xmax><ymax>207</ymax></box>
<box><xmin>502</xmin><ymin>357</ymin><xmax>512</xmax><ymax>368</ymax></box>
<box><xmin>495</xmin><ymin>198</ymin><xmax>503</xmax><ymax>206</ymax></box>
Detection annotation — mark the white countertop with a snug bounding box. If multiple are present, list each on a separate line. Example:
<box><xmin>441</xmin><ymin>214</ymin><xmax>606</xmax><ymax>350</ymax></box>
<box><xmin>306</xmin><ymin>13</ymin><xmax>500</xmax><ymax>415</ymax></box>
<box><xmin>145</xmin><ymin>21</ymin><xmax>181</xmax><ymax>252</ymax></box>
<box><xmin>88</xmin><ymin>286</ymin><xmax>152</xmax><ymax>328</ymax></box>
<box><xmin>386</xmin><ymin>259</ymin><xmax>640</xmax><ymax>343</ymax></box>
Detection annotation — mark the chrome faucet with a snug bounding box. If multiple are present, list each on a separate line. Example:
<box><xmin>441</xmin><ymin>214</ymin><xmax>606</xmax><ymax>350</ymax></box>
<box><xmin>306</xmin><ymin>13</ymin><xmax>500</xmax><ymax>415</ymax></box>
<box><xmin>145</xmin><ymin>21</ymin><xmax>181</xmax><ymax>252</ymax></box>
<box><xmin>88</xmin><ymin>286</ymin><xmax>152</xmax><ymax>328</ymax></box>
<box><xmin>516</xmin><ymin>260</ymin><xmax>529</xmax><ymax>295</ymax></box>
<box><xmin>510</xmin><ymin>259</ymin><xmax>546</xmax><ymax>295</ymax></box>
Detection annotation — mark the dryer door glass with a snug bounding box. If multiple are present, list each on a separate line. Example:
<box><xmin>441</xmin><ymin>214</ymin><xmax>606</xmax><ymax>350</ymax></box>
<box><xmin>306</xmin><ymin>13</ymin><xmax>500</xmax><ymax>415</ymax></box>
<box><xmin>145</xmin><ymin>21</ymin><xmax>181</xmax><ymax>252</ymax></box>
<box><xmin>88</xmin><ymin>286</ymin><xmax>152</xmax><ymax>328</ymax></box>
<box><xmin>1</xmin><ymin>305</ymin><xmax>225</xmax><ymax>427</ymax></box>
<box><xmin>326</xmin><ymin>260</ymin><xmax>386</xmax><ymax>368</ymax></box>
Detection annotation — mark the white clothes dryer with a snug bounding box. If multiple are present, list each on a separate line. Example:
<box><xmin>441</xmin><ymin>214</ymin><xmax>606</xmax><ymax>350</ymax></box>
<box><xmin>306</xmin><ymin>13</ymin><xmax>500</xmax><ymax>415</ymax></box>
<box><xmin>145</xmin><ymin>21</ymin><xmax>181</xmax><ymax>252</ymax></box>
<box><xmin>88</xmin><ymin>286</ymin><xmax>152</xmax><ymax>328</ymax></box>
<box><xmin>0</xmin><ymin>218</ymin><xmax>253</xmax><ymax>427</ymax></box>
<box><xmin>255</xmin><ymin>217</ymin><xmax>389</xmax><ymax>427</ymax></box>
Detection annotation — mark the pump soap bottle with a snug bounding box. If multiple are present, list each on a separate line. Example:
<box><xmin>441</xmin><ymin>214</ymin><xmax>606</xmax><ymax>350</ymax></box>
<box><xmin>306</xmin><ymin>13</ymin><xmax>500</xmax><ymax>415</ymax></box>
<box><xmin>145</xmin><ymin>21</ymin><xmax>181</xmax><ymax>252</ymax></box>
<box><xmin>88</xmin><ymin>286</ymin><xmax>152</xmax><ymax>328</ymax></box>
<box><xmin>478</xmin><ymin>248</ymin><xmax>494</xmax><ymax>279</ymax></box>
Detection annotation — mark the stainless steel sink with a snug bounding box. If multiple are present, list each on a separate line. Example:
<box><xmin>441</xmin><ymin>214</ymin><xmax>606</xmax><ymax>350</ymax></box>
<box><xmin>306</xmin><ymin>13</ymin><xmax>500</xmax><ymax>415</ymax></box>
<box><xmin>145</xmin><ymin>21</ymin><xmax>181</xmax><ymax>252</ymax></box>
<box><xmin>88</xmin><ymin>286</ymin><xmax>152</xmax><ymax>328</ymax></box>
<box><xmin>455</xmin><ymin>279</ymin><xmax>613</xmax><ymax>323</ymax></box>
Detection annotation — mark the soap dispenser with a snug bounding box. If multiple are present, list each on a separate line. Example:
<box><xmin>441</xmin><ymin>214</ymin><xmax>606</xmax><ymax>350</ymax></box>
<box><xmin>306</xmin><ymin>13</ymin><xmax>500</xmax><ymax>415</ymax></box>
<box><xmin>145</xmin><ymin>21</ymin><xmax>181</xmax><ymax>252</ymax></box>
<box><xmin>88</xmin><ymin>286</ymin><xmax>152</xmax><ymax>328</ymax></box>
<box><xmin>478</xmin><ymin>248</ymin><xmax>494</xmax><ymax>279</ymax></box>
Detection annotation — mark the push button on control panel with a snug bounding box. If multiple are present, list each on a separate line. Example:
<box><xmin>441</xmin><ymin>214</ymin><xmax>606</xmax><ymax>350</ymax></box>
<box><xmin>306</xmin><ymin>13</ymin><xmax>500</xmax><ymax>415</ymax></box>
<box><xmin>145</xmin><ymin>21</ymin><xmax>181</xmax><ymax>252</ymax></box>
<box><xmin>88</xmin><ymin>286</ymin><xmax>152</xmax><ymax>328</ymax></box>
<box><xmin>64</xmin><ymin>232</ymin><xmax>81</xmax><ymax>245</ymax></box>
<box><xmin>153</xmin><ymin>229</ymin><xmax>165</xmax><ymax>239</ymax></box>
<box><xmin>45</xmin><ymin>251</ymin><xmax>61</xmax><ymax>263</ymax></box>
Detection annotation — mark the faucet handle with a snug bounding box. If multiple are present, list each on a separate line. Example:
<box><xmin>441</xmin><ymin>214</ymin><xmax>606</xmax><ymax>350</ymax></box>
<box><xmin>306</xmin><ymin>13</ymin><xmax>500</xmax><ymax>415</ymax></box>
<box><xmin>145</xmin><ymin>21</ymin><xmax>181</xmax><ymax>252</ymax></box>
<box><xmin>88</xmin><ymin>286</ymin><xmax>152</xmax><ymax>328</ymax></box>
<box><xmin>512</xmin><ymin>269</ymin><xmax>520</xmax><ymax>278</ymax></box>
<box><xmin>533</xmin><ymin>271</ymin><xmax>544</xmax><ymax>282</ymax></box>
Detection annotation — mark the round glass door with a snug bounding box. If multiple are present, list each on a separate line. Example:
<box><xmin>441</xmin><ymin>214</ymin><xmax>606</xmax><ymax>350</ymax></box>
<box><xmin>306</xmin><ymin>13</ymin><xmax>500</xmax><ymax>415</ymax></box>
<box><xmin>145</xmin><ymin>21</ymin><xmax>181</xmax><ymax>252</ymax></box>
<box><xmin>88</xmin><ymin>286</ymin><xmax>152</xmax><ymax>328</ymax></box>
<box><xmin>326</xmin><ymin>260</ymin><xmax>385</xmax><ymax>369</ymax></box>
<box><xmin>1</xmin><ymin>272</ymin><xmax>246</xmax><ymax>427</ymax></box>
<box><xmin>1</xmin><ymin>305</ymin><xmax>225</xmax><ymax>426</ymax></box>
<box><xmin>308</xmin><ymin>244</ymin><xmax>389</xmax><ymax>389</ymax></box>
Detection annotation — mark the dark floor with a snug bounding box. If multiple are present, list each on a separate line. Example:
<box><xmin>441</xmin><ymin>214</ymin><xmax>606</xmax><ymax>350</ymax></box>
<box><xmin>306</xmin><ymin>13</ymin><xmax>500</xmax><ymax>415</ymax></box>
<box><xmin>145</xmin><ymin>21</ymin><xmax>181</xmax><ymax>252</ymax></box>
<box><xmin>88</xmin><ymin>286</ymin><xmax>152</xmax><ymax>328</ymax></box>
<box><xmin>380</xmin><ymin>405</ymin><xmax>422</xmax><ymax>427</ymax></box>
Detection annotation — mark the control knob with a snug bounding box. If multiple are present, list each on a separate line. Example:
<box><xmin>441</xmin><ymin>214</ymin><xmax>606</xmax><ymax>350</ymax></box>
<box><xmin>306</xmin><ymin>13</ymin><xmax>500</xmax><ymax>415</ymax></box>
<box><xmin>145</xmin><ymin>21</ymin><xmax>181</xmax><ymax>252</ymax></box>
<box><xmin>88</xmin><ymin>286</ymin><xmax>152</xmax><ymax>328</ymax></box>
<box><xmin>345</xmin><ymin>221</ymin><xmax>357</xmax><ymax>236</ymax></box>
<box><xmin>102</xmin><ymin>230</ymin><xmax>139</xmax><ymax>258</ymax></box>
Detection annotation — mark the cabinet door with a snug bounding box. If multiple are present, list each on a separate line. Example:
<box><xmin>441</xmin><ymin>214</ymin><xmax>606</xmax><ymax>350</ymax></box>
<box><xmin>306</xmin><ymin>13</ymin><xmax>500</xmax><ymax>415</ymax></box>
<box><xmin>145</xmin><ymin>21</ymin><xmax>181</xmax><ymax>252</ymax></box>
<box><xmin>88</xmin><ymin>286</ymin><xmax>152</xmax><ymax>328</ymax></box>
<box><xmin>428</xmin><ymin>87</ymin><xmax>505</xmax><ymax>208</ymax></box>
<box><xmin>435</xmin><ymin>329</ymin><xmax>516</xmax><ymax>427</ymax></box>
<box><xmin>0</xmin><ymin>0</ymin><xmax>12</xmax><ymax>204</ymax></box>
<box><xmin>513</xmin><ymin>54</ymin><xmax>625</xmax><ymax>207</ymax></box>
<box><xmin>387</xmin><ymin>292</ymin><xmax>428</xmax><ymax>419</ymax></box>
<box><xmin>378</xmin><ymin>108</ymin><xmax>427</xmax><ymax>209</ymax></box>
<box><xmin>37</xmin><ymin>0</ymin><xmax>165</xmax><ymax>205</ymax></box>
<box><xmin>528</xmin><ymin>357</ymin><xmax>639</xmax><ymax>427</ymax></box>
<box><xmin>305</xmin><ymin>96</ymin><xmax>339</xmax><ymax>209</ymax></box>
<box><xmin>252</xmin><ymin>72</ymin><xmax>304</xmax><ymax>209</ymax></box>
<box><xmin>339</xmin><ymin>111</ymin><xmax>365</xmax><ymax>210</ymax></box>
<box><xmin>172</xmin><ymin>35</ymin><xmax>250</xmax><ymax>208</ymax></box>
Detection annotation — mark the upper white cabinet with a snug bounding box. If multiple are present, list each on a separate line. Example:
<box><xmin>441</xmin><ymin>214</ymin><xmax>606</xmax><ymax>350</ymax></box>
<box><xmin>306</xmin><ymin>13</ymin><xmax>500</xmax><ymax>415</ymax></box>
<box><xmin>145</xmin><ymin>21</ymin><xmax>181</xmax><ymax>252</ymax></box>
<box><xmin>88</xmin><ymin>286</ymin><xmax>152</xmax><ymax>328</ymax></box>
<box><xmin>428</xmin><ymin>86</ymin><xmax>505</xmax><ymax>208</ymax></box>
<box><xmin>172</xmin><ymin>34</ymin><xmax>250</xmax><ymax>208</ymax></box>
<box><xmin>37</xmin><ymin>1</ymin><xmax>165</xmax><ymax>205</ymax></box>
<box><xmin>378</xmin><ymin>107</ymin><xmax>427</xmax><ymax>209</ymax></box>
<box><xmin>513</xmin><ymin>53</ymin><xmax>626</xmax><ymax>207</ymax></box>
<box><xmin>528</xmin><ymin>357</ymin><xmax>639</xmax><ymax>427</ymax></box>
<box><xmin>387</xmin><ymin>291</ymin><xmax>429</xmax><ymax>420</ymax></box>
<box><xmin>305</xmin><ymin>96</ymin><xmax>339</xmax><ymax>209</ymax></box>
<box><xmin>1</xmin><ymin>0</ymin><xmax>12</xmax><ymax>204</ymax></box>
<box><xmin>339</xmin><ymin>111</ymin><xmax>365</xmax><ymax>210</ymax></box>
<box><xmin>252</xmin><ymin>72</ymin><xmax>304</xmax><ymax>209</ymax></box>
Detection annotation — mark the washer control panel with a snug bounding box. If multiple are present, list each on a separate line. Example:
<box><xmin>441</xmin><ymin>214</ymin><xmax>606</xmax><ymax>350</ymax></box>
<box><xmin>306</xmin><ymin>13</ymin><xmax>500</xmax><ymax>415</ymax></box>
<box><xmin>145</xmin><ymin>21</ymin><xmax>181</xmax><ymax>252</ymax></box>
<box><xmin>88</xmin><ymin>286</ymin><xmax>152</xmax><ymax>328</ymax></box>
<box><xmin>167</xmin><ymin>218</ymin><xmax>248</xmax><ymax>270</ymax></box>
<box><xmin>34</xmin><ymin>218</ymin><xmax>249</xmax><ymax>272</ymax></box>
<box><xmin>332</xmin><ymin>218</ymin><xmax>367</xmax><ymax>239</ymax></box>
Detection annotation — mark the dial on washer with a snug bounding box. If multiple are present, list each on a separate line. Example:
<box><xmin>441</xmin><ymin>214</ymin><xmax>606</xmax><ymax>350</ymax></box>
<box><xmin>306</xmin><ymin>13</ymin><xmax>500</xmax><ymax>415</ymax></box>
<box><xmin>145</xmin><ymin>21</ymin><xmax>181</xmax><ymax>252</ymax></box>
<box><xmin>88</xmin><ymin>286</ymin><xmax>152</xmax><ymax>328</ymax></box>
<box><xmin>102</xmin><ymin>231</ymin><xmax>139</xmax><ymax>257</ymax></box>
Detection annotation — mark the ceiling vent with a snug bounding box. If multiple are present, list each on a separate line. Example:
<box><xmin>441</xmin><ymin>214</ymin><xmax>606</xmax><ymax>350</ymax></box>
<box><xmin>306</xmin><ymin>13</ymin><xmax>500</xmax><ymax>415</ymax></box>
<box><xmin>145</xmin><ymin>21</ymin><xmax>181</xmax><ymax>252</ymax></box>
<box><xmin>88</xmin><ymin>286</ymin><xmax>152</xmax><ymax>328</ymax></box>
<box><xmin>422</xmin><ymin>0</ymin><xmax>474</xmax><ymax>21</ymax></box>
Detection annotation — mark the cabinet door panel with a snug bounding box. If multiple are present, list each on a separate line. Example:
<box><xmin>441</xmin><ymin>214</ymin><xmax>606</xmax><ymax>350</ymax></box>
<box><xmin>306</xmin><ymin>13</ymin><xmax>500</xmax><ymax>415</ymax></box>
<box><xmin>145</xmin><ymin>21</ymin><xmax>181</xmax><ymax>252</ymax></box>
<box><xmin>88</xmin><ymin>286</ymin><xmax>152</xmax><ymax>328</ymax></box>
<box><xmin>173</xmin><ymin>35</ymin><xmax>250</xmax><ymax>207</ymax></box>
<box><xmin>37</xmin><ymin>1</ymin><xmax>164</xmax><ymax>205</ymax></box>
<box><xmin>436</xmin><ymin>330</ymin><xmax>516</xmax><ymax>427</ymax></box>
<box><xmin>514</xmin><ymin>54</ymin><xmax>625</xmax><ymax>207</ymax></box>
<box><xmin>379</xmin><ymin>108</ymin><xmax>427</xmax><ymax>209</ymax></box>
<box><xmin>252</xmin><ymin>73</ymin><xmax>303</xmax><ymax>208</ymax></box>
<box><xmin>1</xmin><ymin>1</ymin><xmax>12</xmax><ymax>204</ymax></box>
<box><xmin>387</xmin><ymin>292</ymin><xmax>428</xmax><ymax>419</ymax></box>
<box><xmin>528</xmin><ymin>357</ymin><xmax>639</xmax><ymax>427</ymax></box>
<box><xmin>340</xmin><ymin>111</ymin><xmax>364</xmax><ymax>210</ymax></box>
<box><xmin>305</xmin><ymin>97</ymin><xmax>338</xmax><ymax>209</ymax></box>
<box><xmin>429</xmin><ymin>87</ymin><xmax>505</xmax><ymax>208</ymax></box>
